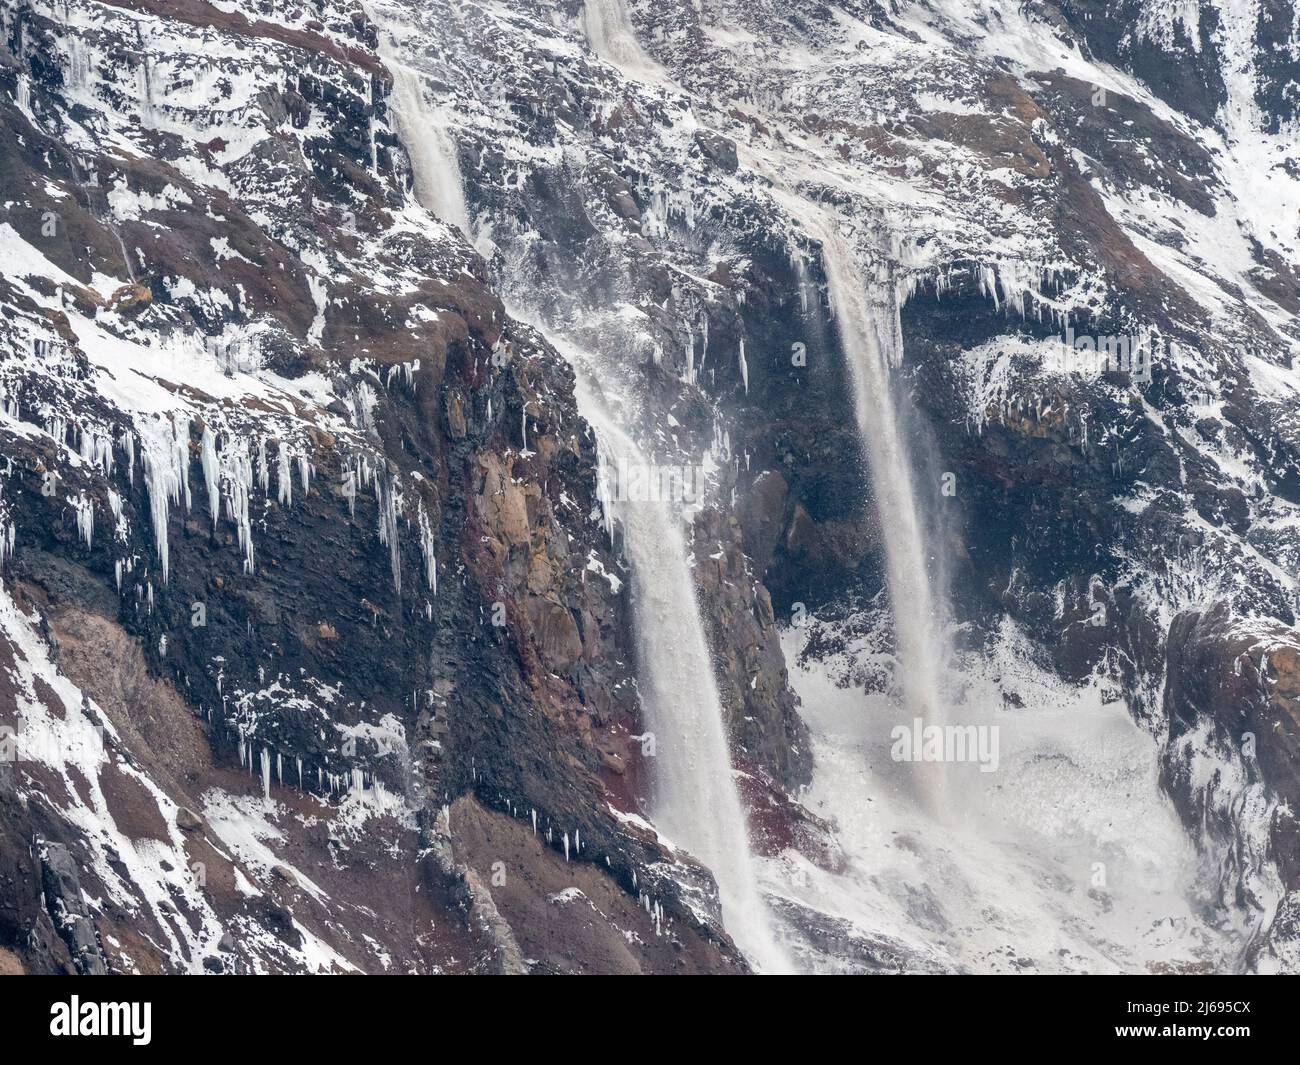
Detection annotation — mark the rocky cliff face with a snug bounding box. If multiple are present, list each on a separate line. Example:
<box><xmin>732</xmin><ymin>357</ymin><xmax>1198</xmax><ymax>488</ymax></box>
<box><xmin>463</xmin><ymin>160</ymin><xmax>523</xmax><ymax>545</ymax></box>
<box><xmin>0</xmin><ymin>0</ymin><xmax>741</xmax><ymax>974</ymax></box>
<box><xmin>1</xmin><ymin>0</ymin><xmax>1298</xmax><ymax>974</ymax></box>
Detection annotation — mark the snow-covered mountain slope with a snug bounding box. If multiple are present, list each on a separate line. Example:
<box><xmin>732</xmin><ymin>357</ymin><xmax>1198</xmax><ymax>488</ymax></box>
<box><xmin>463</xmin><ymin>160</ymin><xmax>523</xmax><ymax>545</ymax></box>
<box><xmin>1</xmin><ymin>0</ymin><xmax>1298</xmax><ymax>974</ymax></box>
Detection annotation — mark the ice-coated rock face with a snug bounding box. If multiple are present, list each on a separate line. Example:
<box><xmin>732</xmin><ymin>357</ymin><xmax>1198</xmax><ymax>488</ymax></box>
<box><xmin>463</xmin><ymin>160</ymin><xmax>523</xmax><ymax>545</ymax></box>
<box><xmin>0</xmin><ymin>0</ymin><xmax>1298</xmax><ymax>974</ymax></box>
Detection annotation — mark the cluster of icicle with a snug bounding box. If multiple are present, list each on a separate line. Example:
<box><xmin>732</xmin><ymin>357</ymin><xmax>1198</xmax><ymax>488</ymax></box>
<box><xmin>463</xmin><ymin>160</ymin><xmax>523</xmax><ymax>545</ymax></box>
<box><xmin>234</xmin><ymin>732</ymin><xmax>399</xmax><ymax>814</ymax></box>
<box><xmin>893</xmin><ymin>256</ymin><xmax>1090</xmax><ymax>331</ymax></box>
<box><xmin>4</xmin><ymin>398</ymin><xmax>442</xmax><ymax>609</ymax></box>
<box><xmin>349</xmin><ymin>456</ymin><xmax>439</xmax><ymax>601</ymax></box>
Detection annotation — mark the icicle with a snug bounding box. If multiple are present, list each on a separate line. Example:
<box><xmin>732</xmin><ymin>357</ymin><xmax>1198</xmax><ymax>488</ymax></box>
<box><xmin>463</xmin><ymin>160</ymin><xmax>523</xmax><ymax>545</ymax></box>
<box><xmin>257</xmin><ymin>437</ymin><xmax>270</xmax><ymax>495</ymax></box>
<box><xmin>200</xmin><ymin>425</ymin><xmax>219</xmax><ymax>528</ymax></box>
<box><xmin>218</xmin><ymin>438</ymin><xmax>256</xmax><ymax>574</ymax></box>
<box><xmin>376</xmin><ymin>474</ymin><xmax>402</xmax><ymax>594</ymax></box>
<box><xmin>277</xmin><ymin>440</ymin><xmax>292</xmax><ymax>506</ymax></box>
<box><xmin>66</xmin><ymin>35</ymin><xmax>90</xmax><ymax>93</ymax></box>
<box><xmin>78</xmin><ymin>427</ymin><xmax>113</xmax><ymax>475</ymax></box>
<box><xmin>342</xmin><ymin>461</ymin><xmax>357</xmax><ymax>517</ymax></box>
<box><xmin>417</xmin><ymin>502</ymin><xmax>438</xmax><ymax>592</ymax></box>
<box><xmin>520</xmin><ymin>407</ymin><xmax>533</xmax><ymax>456</ymax></box>
<box><xmin>139</xmin><ymin>415</ymin><xmax>192</xmax><ymax>581</ymax></box>
<box><xmin>72</xmin><ymin>492</ymin><xmax>94</xmax><ymax>548</ymax></box>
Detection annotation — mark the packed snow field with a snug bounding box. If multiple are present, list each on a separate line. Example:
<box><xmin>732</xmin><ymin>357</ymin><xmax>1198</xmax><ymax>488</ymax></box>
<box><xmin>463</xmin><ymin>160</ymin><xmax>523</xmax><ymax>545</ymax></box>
<box><xmin>773</xmin><ymin>622</ymin><xmax>1249</xmax><ymax>973</ymax></box>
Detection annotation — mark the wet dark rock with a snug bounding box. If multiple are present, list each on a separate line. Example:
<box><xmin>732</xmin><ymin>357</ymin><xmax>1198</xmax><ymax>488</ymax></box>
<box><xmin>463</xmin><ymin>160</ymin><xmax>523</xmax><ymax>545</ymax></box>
<box><xmin>40</xmin><ymin>843</ymin><xmax>106</xmax><ymax>975</ymax></box>
<box><xmin>693</xmin><ymin>130</ymin><xmax>738</xmax><ymax>173</ymax></box>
